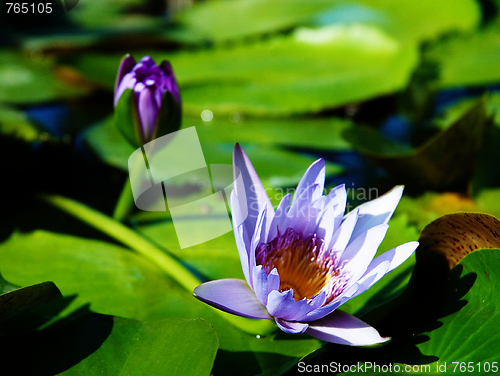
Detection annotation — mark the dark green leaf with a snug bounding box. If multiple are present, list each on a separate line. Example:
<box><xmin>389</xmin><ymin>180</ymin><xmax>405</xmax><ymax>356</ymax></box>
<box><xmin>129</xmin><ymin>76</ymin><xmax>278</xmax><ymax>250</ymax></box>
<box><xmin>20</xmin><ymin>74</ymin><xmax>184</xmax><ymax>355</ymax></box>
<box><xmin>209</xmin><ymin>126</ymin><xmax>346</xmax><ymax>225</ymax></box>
<box><xmin>61</xmin><ymin>317</ymin><xmax>218</xmax><ymax>376</ymax></box>
<box><xmin>0</xmin><ymin>315</ymin><xmax>218</xmax><ymax>376</ymax></box>
<box><xmin>345</xmin><ymin>98</ymin><xmax>491</xmax><ymax>190</ymax></box>
<box><xmin>0</xmin><ymin>280</ymin><xmax>61</xmax><ymax>323</ymax></box>
<box><xmin>114</xmin><ymin>88</ymin><xmax>142</xmax><ymax>148</ymax></box>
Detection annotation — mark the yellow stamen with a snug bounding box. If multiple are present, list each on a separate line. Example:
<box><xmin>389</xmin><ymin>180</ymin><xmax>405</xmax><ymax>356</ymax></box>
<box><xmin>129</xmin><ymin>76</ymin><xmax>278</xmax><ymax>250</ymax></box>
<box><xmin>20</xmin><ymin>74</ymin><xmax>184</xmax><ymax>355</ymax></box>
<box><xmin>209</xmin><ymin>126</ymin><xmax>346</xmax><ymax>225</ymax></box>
<box><xmin>258</xmin><ymin>229</ymin><xmax>339</xmax><ymax>301</ymax></box>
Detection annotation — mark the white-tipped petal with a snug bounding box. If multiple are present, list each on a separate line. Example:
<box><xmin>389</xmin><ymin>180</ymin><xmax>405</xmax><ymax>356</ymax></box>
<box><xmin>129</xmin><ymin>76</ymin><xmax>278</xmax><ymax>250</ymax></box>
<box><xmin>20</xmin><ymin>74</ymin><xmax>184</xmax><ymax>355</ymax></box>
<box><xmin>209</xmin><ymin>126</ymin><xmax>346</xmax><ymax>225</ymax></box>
<box><xmin>374</xmin><ymin>241</ymin><xmax>419</xmax><ymax>274</ymax></box>
<box><xmin>295</xmin><ymin>158</ymin><xmax>325</xmax><ymax>203</ymax></box>
<box><xmin>350</xmin><ymin>260</ymin><xmax>391</xmax><ymax>299</ymax></box>
<box><xmin>252</xmin><ymin>265</ymin><xmax>269</xmax><ymax>306</ymax></box>
<box><xmin>306</xmin><ymin>310</ymin><xmax>390</xmax><ymax>346</ymax></box>
<box><xmin>233</xmin><ymin>144</ymin><xmax>275</xmax><ymax>239</ymax></box>
<box><xmin>329</xmin><ymin>208</ymin><xmax>359</xmax><ymax>252</ymax></box>
<box><xmin>231</xmin><ymin>191</ymin><xmax>251</xmax><ymax>285</ymax></box>
<box><xmin>340</xmin><ymin>224</ymin><xmax>389</xmax><ymax>284</ymax></box>
<box><xmin>346</xmin><ymin>186</ymin><xmax>403</xmax><ymax>241</ymax></box>
<box><xmin>276</xmin><ymin>319</ymin><xmax>309</xmax><ymax>334</ymax></box>
<box><xmin>267</xmin><ymin>268</ymin><xmax>280</xmax><ymax>295</ymax></box>
<box><xmin>267</xmin><ymin>193</ymin><xmax>292</xmax><ymax>242</ymax></box>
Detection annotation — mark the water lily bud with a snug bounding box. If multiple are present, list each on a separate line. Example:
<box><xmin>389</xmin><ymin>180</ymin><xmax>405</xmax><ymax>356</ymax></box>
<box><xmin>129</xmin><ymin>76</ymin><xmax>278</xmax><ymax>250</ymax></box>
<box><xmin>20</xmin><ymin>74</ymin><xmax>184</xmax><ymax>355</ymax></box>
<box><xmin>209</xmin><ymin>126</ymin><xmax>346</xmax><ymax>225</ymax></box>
<box><xmin>114</xmin><ymin>55</ymin><xmax>181</xmax><ymax>147</ymax></box>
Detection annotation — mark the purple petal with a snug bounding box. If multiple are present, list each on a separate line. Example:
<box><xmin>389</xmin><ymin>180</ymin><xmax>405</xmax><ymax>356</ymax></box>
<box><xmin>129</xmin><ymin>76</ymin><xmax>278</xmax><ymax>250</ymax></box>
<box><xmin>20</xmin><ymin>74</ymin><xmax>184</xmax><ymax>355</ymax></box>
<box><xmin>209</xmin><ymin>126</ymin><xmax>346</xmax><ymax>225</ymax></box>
<box><xmin>193</xmin><ymin>279</ymin><xmax>272</xmax><ymax>319</ymax></box>
<box><xmin>329</xmin><ymin>208</ymin><xmax>359</xmax><ymax>252</ymax></box>
<box><xmin>282</xmin><ymin>184</ymin><xmax>320</xmax><ymax>233</ymax></box>
<box><xmin>115</xmin><ymin>55</ymin><xmax>136</xmax><ymax>97</ymax></box>
<box><xmin>306</xmin><ymin>310</ymin><xmax>390</xmax><ymax>346</ymax></box>
<box><xmin>267</xmin><ymin>268</ymin><xmax>280</xmax><ymax>295</ymax></box>
<box><xmin>137</xmin><ymin>87</ymin><xmax>159</xmax><ymax>142</ymax></box>
<box><xmin>299</xmin><ymin>292</ymin><xmax>353</xmax><ymax>322</ymax></box>
<box><xmin>266</xmin><ymin>289</ymin><xmax>300</xmax><ymax>320</ymax></box>
<box><xmin>374</xmin><ymin>241</ymin><xmax>419</xmax><ymax>274</ymax></box>
<box><xmin>275</xmin><ymin>319</ymin><xmax>309</xmax><ymax>334</ymax></box>
<box><xmin>159</xmin><ymin>60</ymin><xmax>181</xmax><ymax>105</ymax></box>
<box><xmin>351</xmin><ymin>241</ymin><xmax>418</xmax><ymax>298</ymax></box>
<box><xmin>233</xmin><ymin>144</ymin><xmax>275</xmax><ymax>240</ymax></box>
<box><xmin>346</xmin><ymin>186</ymin><xmax>404</xmax><ymax>241</ymax></box>
<box><xmin>309</xmin><ymin>205</ymin><xmax>335</xmax><ymax>246</ymax></box>
<box><xmin>267</xmin><ymin>193</ymin><xmax>291</xmax><ymax>242</ymax></box>
<box><xmin>350</xmin><ymin>261</ymin><xmax>391</xmax><ymax>299</ymax></box>
<box><xmin>114</xmin><ymin>73</ymin><xmax>137</xmax><ymax>107</ymax></box>
<box><xmin>252</xmin><ymin>265</ymin><xmax>269</xmax><ymax>305</ymax></box>
<box><xmin>340</xmin><ymin>224</ymin><xmax>389</xmax><ymax>285</ymax></box>
<box><xmin>231</xmin><ymin>193</ymin><xmax>251</xmax><ymax>285</ymax></box>
<box><xmin>304</xmin><ymin>184</ymin><xmax>347</xmax><ymax>239</ymax></box>
<box><xmin>294</xmin><ymin>159</ymin><xmax>325</xmax><ymax>203</ymax></box>
<box><xmin>251</xmin><ymin>209</ymin><xmax>268</xmax><ymax>260</ymax></box>
<box><xmin>266</xmin><ymin>288</ymin><xmax>321</xmax><ymax>321</ymax></box>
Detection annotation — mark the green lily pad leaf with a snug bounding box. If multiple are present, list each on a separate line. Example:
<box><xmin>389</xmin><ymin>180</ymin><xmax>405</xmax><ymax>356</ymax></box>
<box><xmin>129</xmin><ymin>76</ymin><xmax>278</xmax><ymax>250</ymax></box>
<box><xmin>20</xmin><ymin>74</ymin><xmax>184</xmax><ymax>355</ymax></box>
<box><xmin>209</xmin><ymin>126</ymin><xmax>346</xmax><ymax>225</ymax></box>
<box><xmin>0</xmin><ymin>315</ymin><xmax>218</xmax><ymax>376</ymax></box>
<box><xmin>0</xmin><ymin>50</ymin><xmax>89</xmax><ymax>104</ymax></box>
<box><xmin>0</xmin><ymin>229</ymin><xmax>322</xmax><ymax>375</ymax></box>
<box><xmin>475</xmin><ymin>188</ymin><xmax>500</xmax><ymax>220</ymax></box>
<box><xmin>62</xmin><ymin>317</ymin><xmax>218</xmax><ymax>376</ymax></box>
<box><xmin>165</xmin><ymin>29</ymin><xmax>418</xmax><ymax>115</ymax></box>
<box><xmin>345</xmin><ymin>214</ymin><xmax>500</xmax><ymax>371</ymax></box>
<box><xmin>0</xmin><ymin>272</ymin><xmax>19</xmax><ymax>294</ymax></box>
<box><xmin>85</xmin><ymin>116</ymin><xmax>342</xmax><ymax>189</ymax></box>
<box><xmin>411</xmin><ymin>249</ymin><xmax>500</xmax><ymax>374</ymax></box>
<box><xmin>171</xmin><ymin>0</ymin><xmax>479</xmax><ymax>44</ymax></box>
<box><xmin>0</xmin><ymin>277</ymin><xmax>61</xmax><ymax>322</ymax></box>
<box><xmin>0</xmin><ymin>231</ymin><xmax>183</xmax><ymax>322</ymax></box>
<box><xmin>66</xmin><ymin>0</ymin><xmax>159</xmax><ymax>29</ymax></box>
<box><xmin>327</xmin><ymin>214</ymin><xmax>500</xmax><ymax>374</ymax></box>
<box><xmin>0</xmin><ymin>105</ymin><xmax>40</xmax><ymax>142</ymax></box>
<box><xmin>341</xmin><ymin>248</ymin><xmax>500</xmax><ymax>375</ymax></box>
<box><xmin>344</xmin><ymin>98</ymin><xmax>491</xmax><ymax>190</ymax></box>
<box><xmin>426</xmin><ymin>27</ymin><xmax>500</xmax><ymax>89</ymax></box>
<box><xmin>73</xmin><ymin>26</ymin><xmax>418</xmax><ymax>116</ymax></box>
<box><xmin>184</xmin><ymin>114</ymin><xmax>354</xmax><ymax>151</ymax></box>
<box><xmin>346</xmin><ymin>249</ymin><xmax>500</xmax><ymax>375</ymax></box>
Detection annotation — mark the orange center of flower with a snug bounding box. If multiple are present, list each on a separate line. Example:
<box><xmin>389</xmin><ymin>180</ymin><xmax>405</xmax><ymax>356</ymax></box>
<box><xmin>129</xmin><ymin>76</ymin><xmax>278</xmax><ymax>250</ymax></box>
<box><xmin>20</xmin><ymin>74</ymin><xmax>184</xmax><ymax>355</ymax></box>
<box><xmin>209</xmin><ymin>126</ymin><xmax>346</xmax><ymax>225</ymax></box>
<box><xmin>255</xmin><ymin>228</ymin><xmax>341</xmax><ymax>302</ymax></box>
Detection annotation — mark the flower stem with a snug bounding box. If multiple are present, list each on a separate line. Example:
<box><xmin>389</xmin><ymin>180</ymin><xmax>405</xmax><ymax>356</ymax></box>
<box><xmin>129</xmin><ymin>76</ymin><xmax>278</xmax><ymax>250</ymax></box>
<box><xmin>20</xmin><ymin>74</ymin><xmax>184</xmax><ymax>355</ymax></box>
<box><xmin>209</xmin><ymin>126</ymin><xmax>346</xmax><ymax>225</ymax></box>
<box><xmin>41</xmin><ymin>194</ymin><xmax>275</xmax><ymax>335</ymax></box>
<box><xmin>112</xmin><ymin>177</ymin><xmax>135</xmax><ymax>221</ymax></box>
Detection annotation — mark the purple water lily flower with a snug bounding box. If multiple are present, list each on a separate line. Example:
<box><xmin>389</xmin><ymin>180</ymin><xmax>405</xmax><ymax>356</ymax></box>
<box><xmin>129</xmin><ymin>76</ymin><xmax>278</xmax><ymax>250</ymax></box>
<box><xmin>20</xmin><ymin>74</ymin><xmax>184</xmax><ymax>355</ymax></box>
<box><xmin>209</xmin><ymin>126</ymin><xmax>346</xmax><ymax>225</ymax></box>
<box><xmin>194</xmin><ymin>144</ymin><xmax>418</xmax><ymax>346</ymax></box>
<box><xmin>114</xmin><ymin>55</ymin><xmax>181</xmax><ymax>144</ymax></box>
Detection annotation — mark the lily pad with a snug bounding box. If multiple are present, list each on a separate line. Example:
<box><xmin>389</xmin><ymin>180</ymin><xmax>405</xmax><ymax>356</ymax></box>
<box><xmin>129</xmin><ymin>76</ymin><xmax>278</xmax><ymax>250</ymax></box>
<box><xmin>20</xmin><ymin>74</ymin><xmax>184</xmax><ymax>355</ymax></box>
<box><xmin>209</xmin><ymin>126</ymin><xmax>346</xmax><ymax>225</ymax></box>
<box><xmin>73</xmin><ymin>26</ymin><xmax>418</xmax><ymax>116</ymax></box>
<box><xmin>0</xmin><ymin>105</ymin><xmax>40</xmax><ymax>142</ymax></box>
<box><xmin>0</xmin><ymin>229</ymin><xmax>322</xmax><ymax>375</ymax></box>
<box><xmin>340</xmin><ymin>213</ymin><xmax>500</xmax><ymax>374</ymax></box>
<box><xmin>0</xmin><ymin>50</ymin><xmax>89</xmax><ymax>104</ymax></box>
<box><xmin>85</xmin><ymin>116</ymin><xmax>342</xmax><ymax>189</ymax></box>
<box><xmin>0</xmin><ymin>316</ymin><xmax>218</xmax><ymax>376</ymax></box>
<box><xmin>425</xmin><ymin>27</ymin><xmax>500</xmax><ymax>89</ymax></box>
<box><xmin>171</xmin><ymin>0</ymin><xmax>479</xmax><ymax>44</ymax></box>
<box><xmin>61</xmin><ymin>317</ymin><xmax>219</xmax><ymax>376</ymax></box>
<box><xmin>165</xmin><ymin>29</ymin><xmax>418</xmax><ymax>115</ymax></box>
